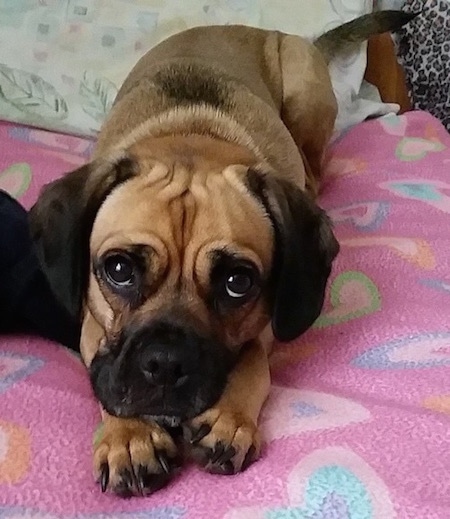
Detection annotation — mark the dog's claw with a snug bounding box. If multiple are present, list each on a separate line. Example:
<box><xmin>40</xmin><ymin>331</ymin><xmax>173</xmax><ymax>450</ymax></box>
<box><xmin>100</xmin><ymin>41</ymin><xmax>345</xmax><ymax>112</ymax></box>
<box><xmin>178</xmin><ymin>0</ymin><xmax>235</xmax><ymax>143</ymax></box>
<box><xmin>135</xmin><ymin>466</ymin><xmax>144</xmax><ymax>495</ymax></box>
<box><xmin>242</xmin><ymin>445</ymin><xmax>256</xmax><ymax>471</ymax></box>
<box><xmin>211</xmin><ymin>442</ymin><xmax>225</xmax><ymax>463</ymax></box>
<box><xmin>100</xmin><ymin>463</ymin><xmax>109</xmax><ymax>493</ymax></box>
<box><xmin>94</xmin><ymin>420</ymin><xmax>178</xmax><ymax>497</ymax></box>
<box><xmin>156</xmin><ymin>451</ymin><xmax>171</xmax><ymax>474</ymax></box>
<box><xmin>211</xmin><ymin>460</ymin><xmax>234</xmax><ymax>475</ymax></box>
<box><xmin>184</xmin><ymin>408</ymin><xmax>261</xmax><ymax>475</ymax></box>
<box><xmin>121</xmin><ymin>469</ymin><xmax>135</xmax><ymax>494</ymax></box>
<box><xmin>189</xmin><ymin>423</ymin><xmax>211</xmax><ymax>444</ymax></box>
<box><xmin>216</xmin><ymin>445</ymin><xmax>236</xmax><ymax>466</ymax></box>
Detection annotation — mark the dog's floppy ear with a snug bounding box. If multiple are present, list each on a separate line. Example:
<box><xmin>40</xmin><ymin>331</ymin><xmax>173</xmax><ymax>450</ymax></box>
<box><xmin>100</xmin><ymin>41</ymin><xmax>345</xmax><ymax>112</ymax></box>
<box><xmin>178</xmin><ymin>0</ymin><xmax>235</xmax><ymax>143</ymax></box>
<box><xmin>246</xmin><ymin>169</ymin><xmax>339</xmax><ymax>342</ymax></box>
<box><xmin>29</xmin><ymin>157</ymin><xmax>136</xmax><ymax>319</ymax></box>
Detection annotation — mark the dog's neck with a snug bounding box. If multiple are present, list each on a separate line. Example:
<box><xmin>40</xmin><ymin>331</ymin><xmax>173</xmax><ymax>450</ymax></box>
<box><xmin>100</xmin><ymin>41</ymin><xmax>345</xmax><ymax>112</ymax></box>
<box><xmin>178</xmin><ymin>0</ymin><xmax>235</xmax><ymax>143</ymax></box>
<box><xmin>110</xmin><ymin>105</ymin><xmax>269</xmax><ymax>168</ymax></box>
<box><xmin>126</xmin><ymin>133</ymin><xmax>259</xmax><ymax>175</ymax></box>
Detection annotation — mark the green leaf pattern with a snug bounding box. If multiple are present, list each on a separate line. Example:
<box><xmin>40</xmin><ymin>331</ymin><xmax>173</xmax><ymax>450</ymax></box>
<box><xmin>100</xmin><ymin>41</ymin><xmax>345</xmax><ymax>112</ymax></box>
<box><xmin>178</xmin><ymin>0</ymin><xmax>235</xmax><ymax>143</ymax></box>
<box><xmin>0</xmin><ymin>63</ymin><xmax>68</xmax><ymax>119</ymax></box>
<box><xmin>79</xmin><ymin>71</ymin><xmax>118</xmax><ymax>122</ymax></box>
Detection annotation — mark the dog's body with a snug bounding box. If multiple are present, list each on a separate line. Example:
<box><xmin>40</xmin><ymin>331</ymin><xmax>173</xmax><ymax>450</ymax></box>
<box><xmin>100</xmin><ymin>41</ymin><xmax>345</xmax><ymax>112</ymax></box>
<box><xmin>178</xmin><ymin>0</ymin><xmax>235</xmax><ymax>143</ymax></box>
<box><xmin>94</xmin><ymin>24</ymin><xmax>337</xmax><ymax>195</ymax></box>
<box><xmin>29</xmin><ymin>11</ymin><xmax>415</xmax><ymax>497</ymax></box>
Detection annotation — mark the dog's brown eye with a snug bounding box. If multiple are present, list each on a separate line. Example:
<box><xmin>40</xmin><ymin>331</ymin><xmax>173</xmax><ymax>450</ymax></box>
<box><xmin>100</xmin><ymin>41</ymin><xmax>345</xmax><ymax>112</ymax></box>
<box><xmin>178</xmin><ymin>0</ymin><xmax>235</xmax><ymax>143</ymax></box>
<box><xmin>225</xmin><ymin>268</ymin><xmax>254</xmax><ymax>298</ymax></box>
<box><xmin>104</xmin><ymin>254</ymin><xmax>135</xmax><ymax>287</ymax></box>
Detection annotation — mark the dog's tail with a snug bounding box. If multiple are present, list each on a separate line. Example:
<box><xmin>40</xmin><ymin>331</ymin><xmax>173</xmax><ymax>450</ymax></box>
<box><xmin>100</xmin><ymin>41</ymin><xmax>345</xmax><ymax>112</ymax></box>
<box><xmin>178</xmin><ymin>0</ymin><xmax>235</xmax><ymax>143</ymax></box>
<box><xmin>314</xmin><ymin>10</ymin><xmax>418</xmax><ymax>63</ymax></box>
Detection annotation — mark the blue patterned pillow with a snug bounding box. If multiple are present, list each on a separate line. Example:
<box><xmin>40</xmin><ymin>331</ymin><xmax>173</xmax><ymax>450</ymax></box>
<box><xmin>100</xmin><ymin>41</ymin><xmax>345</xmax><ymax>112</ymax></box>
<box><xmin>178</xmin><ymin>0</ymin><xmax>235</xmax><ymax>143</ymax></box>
<box><xmin>0</xmin><ymin>0</ymin><xmax>380</xmax><ymax>137</ymax></box>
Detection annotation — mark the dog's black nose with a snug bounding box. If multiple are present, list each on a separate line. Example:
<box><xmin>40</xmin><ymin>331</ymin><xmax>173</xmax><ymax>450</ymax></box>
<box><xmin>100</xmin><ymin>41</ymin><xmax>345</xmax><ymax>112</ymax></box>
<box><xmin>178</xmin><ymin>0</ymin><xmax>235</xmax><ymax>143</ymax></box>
<box><xmin>141</xmin><ymin>347</ymin><xmax>188</xmax><ymax>387</ymax></box>
<box><xmin>138</xmin><ymin>323</ymin><xmax>201</xmax><ymax>387</ymax></box>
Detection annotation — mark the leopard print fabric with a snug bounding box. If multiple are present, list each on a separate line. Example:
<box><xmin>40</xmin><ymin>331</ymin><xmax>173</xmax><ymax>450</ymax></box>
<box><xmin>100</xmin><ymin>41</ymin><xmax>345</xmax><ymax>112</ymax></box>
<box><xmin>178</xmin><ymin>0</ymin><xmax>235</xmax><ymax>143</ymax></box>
<box><xmin>395</xmin><ymin>0</ymin><xmax>450</xmax><ymax>131</ymax></box>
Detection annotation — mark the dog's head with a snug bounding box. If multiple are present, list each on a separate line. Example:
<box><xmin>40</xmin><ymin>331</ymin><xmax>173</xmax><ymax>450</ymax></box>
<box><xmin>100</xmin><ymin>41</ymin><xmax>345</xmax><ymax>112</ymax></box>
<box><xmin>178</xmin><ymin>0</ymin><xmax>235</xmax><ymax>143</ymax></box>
<box><xmin>29</xmin><ymin>136</ymin><xmax>339</xmax><ymax>425</ymax></box>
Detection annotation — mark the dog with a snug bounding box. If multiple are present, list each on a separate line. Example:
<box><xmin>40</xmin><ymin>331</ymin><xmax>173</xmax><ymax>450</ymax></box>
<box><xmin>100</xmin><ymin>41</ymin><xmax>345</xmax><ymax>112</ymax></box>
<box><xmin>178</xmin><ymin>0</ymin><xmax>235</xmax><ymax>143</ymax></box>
<box><xmin>29</xmin><ymin>10</ymin><xmax>415</xmax><ymax>497</ymax></box>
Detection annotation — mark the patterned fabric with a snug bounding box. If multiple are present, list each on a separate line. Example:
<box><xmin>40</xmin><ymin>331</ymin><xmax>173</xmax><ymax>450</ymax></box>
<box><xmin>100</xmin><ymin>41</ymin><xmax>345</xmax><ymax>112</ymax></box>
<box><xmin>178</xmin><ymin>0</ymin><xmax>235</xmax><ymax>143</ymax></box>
<box><xmin>1</xmin><ymin>110</ymin><xmax>450</xmax><ymax>517</ymax></box>
<box><xmin>395</xmin><ymin>0</ymin><xmax>450</xmax><ymax>132</ymax></box>
<box><xmin>0</xmin><ymin>0</ymin><xmax>398</xmax><ymax>138</ymax></box>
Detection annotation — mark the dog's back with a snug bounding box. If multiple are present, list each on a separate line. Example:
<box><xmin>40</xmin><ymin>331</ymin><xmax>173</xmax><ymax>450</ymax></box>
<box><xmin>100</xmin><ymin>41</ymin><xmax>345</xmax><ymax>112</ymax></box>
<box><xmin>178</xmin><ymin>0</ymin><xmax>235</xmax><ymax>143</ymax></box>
<box><xmin>94</xmin><ymin>24</ymin><xmax>313</xmax><ymax>187</ymax></box>
<box><xmin>95</xmin><ymin>12</ymin><xmax>417</xmax><ymax>191</ymax></box>
<box><xmin>116</xmin><ymin>25</ymin><xmax>283</xmax><ymax>112</ymax></box>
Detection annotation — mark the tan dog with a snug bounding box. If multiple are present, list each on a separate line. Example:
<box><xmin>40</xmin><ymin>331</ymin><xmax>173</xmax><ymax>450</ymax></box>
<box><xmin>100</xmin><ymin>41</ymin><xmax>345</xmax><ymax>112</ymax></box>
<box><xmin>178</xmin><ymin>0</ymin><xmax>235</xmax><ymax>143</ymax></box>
<box><xmin>29</xmin><ymin>11</ymin><xmax>415</xmax><ymax>497</ymax></box>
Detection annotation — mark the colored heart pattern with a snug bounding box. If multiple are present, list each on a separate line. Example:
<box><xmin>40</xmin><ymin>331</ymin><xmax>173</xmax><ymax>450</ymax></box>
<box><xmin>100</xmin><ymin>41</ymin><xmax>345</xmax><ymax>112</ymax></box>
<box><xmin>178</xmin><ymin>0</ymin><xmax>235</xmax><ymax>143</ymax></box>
<box><xmin>225</xmin><ymin>447</ymin><xmax>395</xmax><ymax>519</ymax></box>
<box><xmin>325</xmin><ymin>156</ymin><xmax>367</xmax><ymax>177</ymax></box>
<box><xmin>282</xmin><ymin>447</ymin><xmax>395</xmax><ymax>519</ymax></box>
<box><xmin>8</xmin><ymin>126</ymin><xmax>93</xmax><ymax>156</ymax></box>
<box><xmin>6</xmin><ymin>126</ymin><xmax>92</xmax><ymax>168</ymax></box>
<box><xmin>421</xmin><ymin>278</ymin><xmax>450</xmax><ymax>294</ymax></box>
<box><xmin>380</xmin><ymin>179</ymin><xmax>450</xmax><ymax>213</ymax></box>
<box><xmin>379</xmin><ymin>113</ymin><xmax>407</xmax><ymax>136</ymax></box>
<box><xmin>341</xmin><ymin>236</ymin><xmax>436</xmax><ymax>270</ymax></box>
<box><xmin>260</xmin><ymin>387</ymin><xmax>371</xmax><ymax>441</ymax></box>
<box><xmin>0</xmin><ymin>352</ymin><xmax>44</xmax><ymax>394</ymax></box>
<box><xmin>313</xmin><ymin>271</ymin><xmax>381</xmax><ymax>328</ymax></box>
<box><xmin>43</xmin><ymin>150</ymin><xmax>87</xmax><ymax>167</ymax></box>
<box><xmin>422</xmin><ymin>395</ymin><xmax>450</xmax><ymax>416</ymax></box>
<box><xmin>0</xmin><ymin>509</ymin><xmax>184</xmax><ymax>519</ymax></box>
<box><xmin>0</xmin><ymin>163</ymin><xmax>32</xmax><ymax>198</ymax></box>
<box><xmin>0</xmin><ymin>421</ymin><xmax>30</xmax><ymax>484</ymax></box>
<box><xmin>352</xmin><ymin>332</ymin><xmax>450</xmax><ymax>369</ymax></box>
<box><xmin>395</xmin><ymin>137</ymin><xmax>445</xmax><ymax>161</ymax></box>
<box><xmin>384</xmin><ymin>181</ymin><xmax>442</xmax><ymax>200</ymax></box>
<box><xmin>424</xmin><ymin>121</ymin><xmax>443</xmax><ymax>142</ymax></box>
<box><xmin>2</xmin><ymin>104</ymin><xmax>450</xmax><ymax>519</ymax></box>
<box><xmin>329</xmin><ymin>201</ymin><xmax>390</xmax><ymax>231</ymax></box>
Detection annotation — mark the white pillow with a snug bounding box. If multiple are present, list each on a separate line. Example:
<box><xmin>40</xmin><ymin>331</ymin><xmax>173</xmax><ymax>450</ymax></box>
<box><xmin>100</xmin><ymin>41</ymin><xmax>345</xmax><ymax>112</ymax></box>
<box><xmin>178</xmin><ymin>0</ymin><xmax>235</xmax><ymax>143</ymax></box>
<box><xmin>0</xmin><ymin>0</ymin><xmax>395</xmax><ymax>137</ymax></box>
<box><xmin>376</xmin><ymin>0</ymin><xmax>406</xmax><ymax>9</ymax></box>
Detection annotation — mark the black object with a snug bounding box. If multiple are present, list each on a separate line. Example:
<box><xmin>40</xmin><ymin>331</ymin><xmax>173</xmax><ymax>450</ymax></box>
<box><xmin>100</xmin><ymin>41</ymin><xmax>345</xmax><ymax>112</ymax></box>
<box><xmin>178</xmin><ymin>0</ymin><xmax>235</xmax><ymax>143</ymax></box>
<box><xmin>0</xmin><ymin>190</ymin><xmax>80</xmax><ymax>350</ymax></box>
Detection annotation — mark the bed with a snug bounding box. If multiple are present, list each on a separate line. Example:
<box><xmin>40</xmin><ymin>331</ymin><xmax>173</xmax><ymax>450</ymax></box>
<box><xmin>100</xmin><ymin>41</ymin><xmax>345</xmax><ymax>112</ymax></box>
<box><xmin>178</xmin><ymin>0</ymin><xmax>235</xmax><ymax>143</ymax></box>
<box><xmin>1</xmin><ymin>26</ymin><xmax>450</xmax><ymax>519</ymax></box>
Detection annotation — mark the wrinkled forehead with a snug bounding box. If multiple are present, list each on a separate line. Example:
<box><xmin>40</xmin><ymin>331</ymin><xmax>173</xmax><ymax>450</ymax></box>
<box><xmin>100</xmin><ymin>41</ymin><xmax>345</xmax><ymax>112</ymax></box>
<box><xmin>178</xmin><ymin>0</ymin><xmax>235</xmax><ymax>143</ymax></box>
<box><xmin>90</xmin><ymin>163</ymin><xmax>274</xmax><ymax>265</ymax></box>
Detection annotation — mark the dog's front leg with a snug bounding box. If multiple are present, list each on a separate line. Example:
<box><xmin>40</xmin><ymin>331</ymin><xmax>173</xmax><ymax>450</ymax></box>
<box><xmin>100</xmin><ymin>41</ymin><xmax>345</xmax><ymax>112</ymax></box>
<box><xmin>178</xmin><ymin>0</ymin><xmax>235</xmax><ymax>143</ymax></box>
<box><xmin>81</xmin><ymin>310</ymin><xmax>180</xmax><ymax>497</ymax></box>
<box><xmin>93</xmin><ymin>411</ymin><xmax>180</xmax><ymax>497</ymax></box>
<box><xmin>183</xmin><ymin>335</ymin><xmax>271</xmax><ymax>475</ymax></box>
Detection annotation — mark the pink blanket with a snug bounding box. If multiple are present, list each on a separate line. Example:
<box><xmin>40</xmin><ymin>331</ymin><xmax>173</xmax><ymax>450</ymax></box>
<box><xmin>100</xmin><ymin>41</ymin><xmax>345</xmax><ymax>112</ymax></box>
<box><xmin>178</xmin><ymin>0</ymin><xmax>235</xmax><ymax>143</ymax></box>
<box><xmin>1</xmin><ymin>111</ymin><xmax>450</xmax><ymax>518</ymax></box>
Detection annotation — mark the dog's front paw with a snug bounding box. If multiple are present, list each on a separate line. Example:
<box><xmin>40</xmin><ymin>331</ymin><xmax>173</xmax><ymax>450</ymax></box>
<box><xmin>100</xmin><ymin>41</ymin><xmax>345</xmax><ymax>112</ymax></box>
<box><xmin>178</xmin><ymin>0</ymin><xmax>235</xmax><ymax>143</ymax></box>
<box><xmin>183</xmin><ymin>407</ymin><xmax>261</xmax><ymax>475</ymax></box>
<box><xmin>93</xmin><ymin>418</ymin><xmax>180</xmax><ymax>497</ymax></box>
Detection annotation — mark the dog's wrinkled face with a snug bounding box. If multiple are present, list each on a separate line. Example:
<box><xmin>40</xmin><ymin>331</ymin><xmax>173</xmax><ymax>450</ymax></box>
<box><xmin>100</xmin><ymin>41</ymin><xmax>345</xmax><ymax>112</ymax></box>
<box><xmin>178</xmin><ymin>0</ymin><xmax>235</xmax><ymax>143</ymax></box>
<box><xmin>29</xmin><ymin>135</ymin><xmax>339</xmax><ymax>425</ymax></box>
<box><xmin>87</xmin><ymin>150</ymin><xmax>275</xmax><ymax>424</ymax></box>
